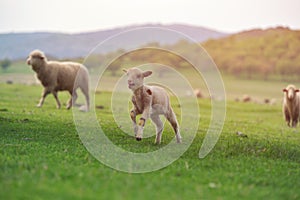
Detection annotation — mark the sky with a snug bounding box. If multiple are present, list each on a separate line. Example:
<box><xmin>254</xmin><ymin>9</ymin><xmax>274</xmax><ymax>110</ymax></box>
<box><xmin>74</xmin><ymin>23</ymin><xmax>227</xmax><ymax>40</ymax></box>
<box><xmin>0</xmin><ymin>0</ymin><xmax>299</xmax><ymax>34</ymax></box>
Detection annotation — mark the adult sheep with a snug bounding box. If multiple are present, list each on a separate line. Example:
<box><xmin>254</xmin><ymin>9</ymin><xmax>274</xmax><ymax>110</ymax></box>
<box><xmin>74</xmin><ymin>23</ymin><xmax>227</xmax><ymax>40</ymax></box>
<box><xmin>123</xmin><ymin>67</ymin><xmax>182</xmax><ymax>144</ymax></box>
<box><xmin>282</xmin><ymin>84</ymin><xmax>300</xmax><ymax>127</ymax></box>
<box><xmin>26</xmin><ymin>50</ymin><xmax>90</xmax><ymax>111</ymax></box>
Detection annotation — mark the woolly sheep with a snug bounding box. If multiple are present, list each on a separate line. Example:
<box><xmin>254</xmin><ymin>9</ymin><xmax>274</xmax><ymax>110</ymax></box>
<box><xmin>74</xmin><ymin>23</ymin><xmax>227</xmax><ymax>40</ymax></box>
<box><xmin>282</xmin><ymin>84</ymin><xmax>300</xmax><ymax>127</ymax></box>
<box><xmin>26</xmin><ymin>50</ymin><xmax>90</xmax><ymax>111</ymax></box>
<box><xmin>123</xmin><ymin>67</ymin><xmax>182</xmax><ymax>144</ymax></box>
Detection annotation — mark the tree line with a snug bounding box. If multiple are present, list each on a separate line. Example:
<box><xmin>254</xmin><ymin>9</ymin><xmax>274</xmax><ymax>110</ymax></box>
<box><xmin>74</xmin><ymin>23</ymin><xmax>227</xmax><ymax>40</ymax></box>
<box><xmin>62</xmin><ymin>27</ymin><xmax>300</xmax><ymax>81</ymax></box>
<box><xmin>203</xmin><ymin>27</ymin><xmax>300</xmax><ymax>80</ymax></box>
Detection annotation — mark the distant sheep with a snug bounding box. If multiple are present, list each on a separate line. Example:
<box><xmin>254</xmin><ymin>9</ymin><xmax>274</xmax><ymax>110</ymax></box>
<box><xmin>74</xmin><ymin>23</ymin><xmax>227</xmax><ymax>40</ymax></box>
<box><xmin>194</xmin><ymin>89</ymin><xmax>204</xmax><ymax>98</ymax></box>
<box><xmin>123</xmin><ymin>67</ymin><xmax>182</xmax><ymax>144</ymax></box>
<box><xmin>282</xmin><ymin>84</ymin><xmax>300</xmax><ymax>127</ymax></box>
<box><xmin>6</xmin><ymin>80</ymin><xmax>13</xmax><ymax>84</ymax></box>
<box><xmin>242</xmin><ymin>94</ymin><xmax>251</xmax><ymax>102</ymax></box>
<box><xmin>264</xmin><ymin>98</ymin><xmax>270</xmax><ymax>104</ymax></box>
<box><xmin>270</xmin><ymin>98</ymin><xmax>277</xmax><ymax>105</ymax></box>
<box><xmin>26</xmin><ymin>50</ymin><xmax>89</xmax><ymax>111</ymax></box>
<box><xmin>264</xmin><ymin>98</ymin><xmax>277</xmax><ymax>105</ymax></box>
<box><xmin>234</xmin><ymin>97</ymin><xmax>240</xmax><ymax>102</ymax></box>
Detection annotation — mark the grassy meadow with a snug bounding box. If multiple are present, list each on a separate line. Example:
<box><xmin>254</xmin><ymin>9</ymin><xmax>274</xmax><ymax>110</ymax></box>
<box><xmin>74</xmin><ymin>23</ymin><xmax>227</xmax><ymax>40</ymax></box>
<box><xmin>0</xmin><ymin>63</ymin><xmax>300</xmax><ymax>199</ymax></box>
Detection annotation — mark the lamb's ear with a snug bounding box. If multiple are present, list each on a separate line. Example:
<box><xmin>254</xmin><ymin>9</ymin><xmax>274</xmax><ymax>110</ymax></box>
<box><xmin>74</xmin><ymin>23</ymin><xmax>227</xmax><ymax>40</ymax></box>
<box><xmin>143</xmin><ymin>71</ymin><xmax>152</xmax><ymax>78</ymax></box>
<box><xmin>283</xmin><ymin>89</ymin><xmax>288</xmax><ymax>92</ymax></box>
<box><xmin>296</xmin><ymin>89</ymin><xmax>299</xmax><ymax>93</ymax></box>
<box><xmin>122</xmin><ymin>69</ymin><xmax>128</xmax><ymax>73</ymax></box>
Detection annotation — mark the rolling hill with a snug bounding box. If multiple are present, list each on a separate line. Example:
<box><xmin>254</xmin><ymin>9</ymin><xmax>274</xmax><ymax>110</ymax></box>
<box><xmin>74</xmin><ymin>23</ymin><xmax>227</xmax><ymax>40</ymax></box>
<box><xmin>0</xmin><ymin>24</ymin><xmax>227</xmax><ymax>60</ymax></box>
<box><xmin>203</xmin><ymin>26</ymin><xmax>300</xmax><ymax>80</ymax></box>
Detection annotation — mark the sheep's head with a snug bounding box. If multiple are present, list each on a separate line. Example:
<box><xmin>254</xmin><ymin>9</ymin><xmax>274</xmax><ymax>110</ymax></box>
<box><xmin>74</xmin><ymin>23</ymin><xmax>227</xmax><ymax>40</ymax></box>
<box><xmin>283</xmin><ymin>84</ymin><xmax>299</xmax><ymax>100</ymax></box>
<box><xmin>123</xmin><ymin>68</ymin><xmax>152</xmax><ymax>91</ymax></box>
<box><xmin>26</xmin><ymin>50</ymin><xmax>47</xmax><ymax>71</ymax></box>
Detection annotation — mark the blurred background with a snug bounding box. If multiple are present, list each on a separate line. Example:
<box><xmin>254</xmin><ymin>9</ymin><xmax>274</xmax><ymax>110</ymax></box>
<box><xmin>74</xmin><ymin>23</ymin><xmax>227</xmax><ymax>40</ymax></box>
<box><xmin>0</xmin><ymin>0</ymin><xmax>300</xmax><ymax>101</ymax></box>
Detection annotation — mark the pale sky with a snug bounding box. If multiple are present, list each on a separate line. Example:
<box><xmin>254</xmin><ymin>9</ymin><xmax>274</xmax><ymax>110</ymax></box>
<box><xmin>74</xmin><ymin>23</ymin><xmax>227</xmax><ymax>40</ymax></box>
<box><xmin>0</xmin><ymin>0</ymin><xmax>299</xmax><ymax>34</ymax></box>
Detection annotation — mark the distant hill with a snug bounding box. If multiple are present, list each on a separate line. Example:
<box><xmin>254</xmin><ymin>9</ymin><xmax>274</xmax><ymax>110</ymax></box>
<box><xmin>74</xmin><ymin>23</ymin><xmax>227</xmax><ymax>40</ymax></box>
<box><xmin>0</xmin><ymin>24</ymin><xmax>227</xmax><ymax>60</ymax></box>
<box><xmin>203</xmin><ymin>27</ymin><xmax>300</xmax><ymax>80</ymax></box>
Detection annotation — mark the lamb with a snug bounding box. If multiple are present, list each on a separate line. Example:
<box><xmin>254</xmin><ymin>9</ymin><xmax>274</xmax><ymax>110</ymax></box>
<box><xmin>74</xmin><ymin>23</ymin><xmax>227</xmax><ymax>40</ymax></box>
<box><xmin>26</xmin><ymin>50</ymin><xmax>89</xmax><ymax>111</ymax></box>
<box><xmin>123</xmin><ymin>67</ymin><xmax>182</xmax><ymax>144</ymax></box>
<box><xmin>282</xmin><ymin>84</ymin><xmax>300</xmax><ymax>127</ymax></box>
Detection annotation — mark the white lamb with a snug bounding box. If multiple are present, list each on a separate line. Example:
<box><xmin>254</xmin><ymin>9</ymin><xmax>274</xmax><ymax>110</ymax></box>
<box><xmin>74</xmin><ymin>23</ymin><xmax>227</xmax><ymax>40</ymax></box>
<box><xmin>26</xmin><ymin>50</ymin><xmax>90</xmax><ymax>111</ymax></box>
<box><xmin>123</xmin><ymin>67</ymin><xmax>182</xmax><ymax>144</ymax></box>
<box><xmin>282</xmin><ymin>84</ymin><xmax>300</xmax><ymax>127</ymax></box>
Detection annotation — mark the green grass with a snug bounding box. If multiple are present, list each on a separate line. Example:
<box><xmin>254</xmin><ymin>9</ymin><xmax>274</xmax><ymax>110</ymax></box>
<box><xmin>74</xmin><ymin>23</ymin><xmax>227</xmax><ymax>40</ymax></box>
<box><xmin>0</xmin><ymin>83</ymin><xmax>300</xmax><ymax>200</ymax></box>
<box><xmin>0</xmin><ymin>61</ymin><xmax>32</xmax><ymax>74</ymax></box>
<box><xmin>2</xmin><ymin>61</ymin><xmax>299</xmax><ymax>101</ymax></box>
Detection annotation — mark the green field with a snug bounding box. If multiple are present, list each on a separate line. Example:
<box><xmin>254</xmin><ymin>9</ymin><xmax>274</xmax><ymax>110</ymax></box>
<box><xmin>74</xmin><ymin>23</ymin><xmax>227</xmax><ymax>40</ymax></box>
<box><xmin>0</xmin><ymin>81</ymin><xmax>299</xmax><ymax>199</ymax></box>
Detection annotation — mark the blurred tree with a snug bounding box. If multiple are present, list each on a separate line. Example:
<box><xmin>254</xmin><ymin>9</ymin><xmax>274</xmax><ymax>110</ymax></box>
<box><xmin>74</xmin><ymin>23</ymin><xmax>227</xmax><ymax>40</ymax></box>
<box><xmin>1</xmin><ymin>58</ymin><xmax>11</xmax><ymax>71</ymax></box>
<box><xmin>275</xmin><ymin>59</ymin><xmax>296</xmax><ymax>81</ymax></box>
<box><xmin>260</xmin><ymin>62</ymin><xmax>272</xmax><ymax>81</ymax></box>
<box><xmin>108</xmin><ymin>58</ymin><xmax>122</xmax><ymax>76</ymax></box>
<box><xmin>243</xmin><ymin>57</ymin><xmax>260</xmax><ymax>79</ymax></box>
<box><xmin>203</xmin><ymin>27</ymin><xmax>300</xmax><ymax>81</ymax></box>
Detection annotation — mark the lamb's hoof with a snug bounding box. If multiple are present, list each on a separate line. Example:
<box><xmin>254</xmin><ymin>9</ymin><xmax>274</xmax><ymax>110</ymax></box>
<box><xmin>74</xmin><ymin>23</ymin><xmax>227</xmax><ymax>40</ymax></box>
<box><xmin>136</xmin><ymin>137</ymin><xmax>142</xmax><ymax>141</ymax></box>
<box><xmin>36</xmin><ymin>104</ymin><xmax>42</xmax><ymax>108</ymax></box>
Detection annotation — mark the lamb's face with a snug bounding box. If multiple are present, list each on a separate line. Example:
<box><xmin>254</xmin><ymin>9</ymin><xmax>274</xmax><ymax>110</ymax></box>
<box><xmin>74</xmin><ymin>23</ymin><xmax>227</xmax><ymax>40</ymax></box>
<box><xmin>283</xmin><ymin>85</ymin><xmax>299</xmax><ymax>100</ymax></box>
<box><xmin>26</xmin><ymin>50</ymin><xmax>46</xmax><ymax>71</ymax></box>
<box><xmin>123</xmin><ymin>68</ymin><xmax>152</xmax><ymax>91</ymax></box>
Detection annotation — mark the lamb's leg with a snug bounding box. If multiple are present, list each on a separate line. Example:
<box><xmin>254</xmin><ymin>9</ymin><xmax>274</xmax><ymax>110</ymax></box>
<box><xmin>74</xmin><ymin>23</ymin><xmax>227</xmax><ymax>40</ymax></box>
<box><xmin>52</xmin><ymin>91</ymin><xmax>61</xmax><ymax>109</ymax></box>
<box><xmin>150</xmin><ymin>114</ymin><xmax>163</xmax><ymax>144</ymax></box>
<box><xmin>37</xmin><ymin>89</ymin><xmax>50</xmax><ymax>108</ymax></box>
<box><xmin>136</xmin><ymin>118</ymin><xmax>146</xmax><ymax>141</ymax></box>
<box><xmin>130</xmin><ymin>109</ymin><xmax>138</xmax><ymax>136</ymax></box>
<box><xmin>136</xmin><ymin>107</ymin><xmax>151</xmax><ymax>141</ymax></box>
<box><xmin>165</xmin><ymin>108</ymin><xmax>182</xmax><ymax>143</ymax></box>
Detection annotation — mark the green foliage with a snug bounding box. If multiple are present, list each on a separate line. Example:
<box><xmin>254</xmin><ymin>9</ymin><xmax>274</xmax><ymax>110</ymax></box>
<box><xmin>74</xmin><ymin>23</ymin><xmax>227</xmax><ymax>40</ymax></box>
<box><xmin>0</xmin><ymin>84</ymin><xmax>300</xmax><ymax>199</ymax></box>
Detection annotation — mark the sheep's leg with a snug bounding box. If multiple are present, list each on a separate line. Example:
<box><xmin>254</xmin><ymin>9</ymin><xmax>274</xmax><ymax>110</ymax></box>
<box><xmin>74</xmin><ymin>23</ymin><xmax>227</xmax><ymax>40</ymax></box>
<box><xmin>37</xmin><ymin>89</ymin><xmax>51</xmax><ymax>107</ymax></box>
<box><xmin>165</xmin><ymin>108</ymin><xmax>182</xmax><ymax>143</ymax></box>
<box><xmin>52</xmin><ymin>91</ymin><xmax>61</xmax><ymax>109</ymax></box>
<box><xmin>292</xmin><ymin>120</ymin><xmax>297</xmax><ymax>127</ymax></box>
<box><xmin>67</xmin><ymin>91</ymin><xmax>77</xmax><ymax>109</ymax></box>
<box><xmin>150</xmin><ymin>114</ymin><xmax>163</xmax><ymax>144</ymax></box>
<box><xmin>130</xmin><ymin>110</ymin><xmax>138</xmax><ymax>136</ymax></box>
<box><xmin>284</xmin><ymin>106</ymin><xmax>291</xmax><ymax>127</ymax></box>
<box><xmin>292</xmin><ymin>112</ymin><xmax>299</xmax><ymax>128</ymax></box>
<box><xmin>80</xmin><ymin>86</ymin><xmax>90</xmax><ymax>112</ymax></box>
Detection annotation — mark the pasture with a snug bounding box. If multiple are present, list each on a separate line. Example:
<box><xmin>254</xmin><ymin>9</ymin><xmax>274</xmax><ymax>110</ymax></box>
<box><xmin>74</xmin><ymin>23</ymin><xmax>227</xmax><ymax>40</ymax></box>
<box><xmin>0</xmin><ymin>77</ymin><xmax>300</xmax><ymax>199</ymax></box>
